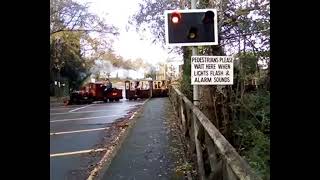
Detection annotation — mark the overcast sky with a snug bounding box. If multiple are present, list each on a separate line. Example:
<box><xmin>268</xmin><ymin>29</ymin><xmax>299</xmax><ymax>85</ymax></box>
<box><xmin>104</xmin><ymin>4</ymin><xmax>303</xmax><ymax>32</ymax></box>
<box><xmin>76</xmin><ymin>0</ymin><xmax>176</xmax><ymax>65</ymax></box>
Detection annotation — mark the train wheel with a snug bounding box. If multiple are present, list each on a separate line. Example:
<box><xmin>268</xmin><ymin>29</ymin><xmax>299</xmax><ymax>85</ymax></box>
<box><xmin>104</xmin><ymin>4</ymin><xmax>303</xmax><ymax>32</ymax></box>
<box><xmin>115</xmin><ymin>98</ymin><xmax>119</xmax><ymax>102</ymax></box>
<box><xmin>109</xmin><ymin>98</ymin><xmax>114</xmax><ymax>102</ymax></box>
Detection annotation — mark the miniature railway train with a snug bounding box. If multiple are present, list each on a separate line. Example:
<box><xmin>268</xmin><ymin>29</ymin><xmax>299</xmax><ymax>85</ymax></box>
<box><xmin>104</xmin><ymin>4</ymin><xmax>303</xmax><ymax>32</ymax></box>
<box><xmin>65</xmin><ymin>80</ymin><xmax>170</xmax><ymax>105</ymax></box>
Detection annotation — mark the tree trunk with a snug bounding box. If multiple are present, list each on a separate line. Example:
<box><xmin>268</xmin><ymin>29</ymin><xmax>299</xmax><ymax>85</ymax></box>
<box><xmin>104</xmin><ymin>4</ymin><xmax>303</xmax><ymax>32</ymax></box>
<box><xmin>198</xmin><ymin>45</ymin><xmax>232</xmax><ymax>139</ymax></box>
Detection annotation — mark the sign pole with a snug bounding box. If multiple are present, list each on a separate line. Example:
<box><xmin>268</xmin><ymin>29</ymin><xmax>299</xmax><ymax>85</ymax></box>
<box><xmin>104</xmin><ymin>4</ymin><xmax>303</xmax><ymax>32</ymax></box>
<box><xmin>191</xmin><ymin>0</ymin><xmax>199</xmax><ymax>107</ymax></box>
<box><xmin>192</xmin><ymin>49</ymin><xmax>199</xmax><ymax>106</ymax></box>
<box><xmin>190</xmin><ymin>1</ymin><xmax>206</xmax><ymax>180</ymax></box>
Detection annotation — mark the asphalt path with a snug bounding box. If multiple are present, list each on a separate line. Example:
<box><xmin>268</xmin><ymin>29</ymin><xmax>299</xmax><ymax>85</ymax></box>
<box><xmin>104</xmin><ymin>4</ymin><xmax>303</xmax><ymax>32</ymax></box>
<box><xmin>101</xmin><ymin>98</ymin><xmax>182</xmax><ymax>180</ymax></box>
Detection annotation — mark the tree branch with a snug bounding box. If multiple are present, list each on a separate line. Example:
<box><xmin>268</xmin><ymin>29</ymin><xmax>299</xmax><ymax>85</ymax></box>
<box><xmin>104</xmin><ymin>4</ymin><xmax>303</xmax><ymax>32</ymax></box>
<box><xmin>50</xmin><ymin>29</ymin><xmax>117</xmax><ymax>36</ymax></box>
<box><xmin>64</xmin><ymin>8</ymin><xmax>82</xmax><ymax>30</ymax></box>
<box><xmin>222</xmin><ymin>28</ymin><xmax>270</xmax><ymax>40</ymax></box>
<box><xmin>69</xmin><ymin>11</ymin><xmax>84</xmax><ymax>30</ymax></box>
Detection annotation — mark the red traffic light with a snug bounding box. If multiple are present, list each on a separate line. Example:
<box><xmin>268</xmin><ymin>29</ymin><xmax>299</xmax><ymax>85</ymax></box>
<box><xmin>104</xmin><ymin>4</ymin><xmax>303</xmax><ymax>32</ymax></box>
<box><xmin>171</xmin><ymin>12</ymin><xmax>181</xmax><ymax>24</ymax></box>
<box><xmin>172</xmin><ymin>16</ymin><xmax>179</xmax><ymax>23</ymax></box>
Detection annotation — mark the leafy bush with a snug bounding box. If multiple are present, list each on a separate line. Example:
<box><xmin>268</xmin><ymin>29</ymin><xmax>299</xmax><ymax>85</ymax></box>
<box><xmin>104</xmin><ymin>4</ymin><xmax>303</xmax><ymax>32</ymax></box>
<box><xmin>233</xmin><ymin>91</ymin><xmax>270</xmax><ymax>179</ymax></box>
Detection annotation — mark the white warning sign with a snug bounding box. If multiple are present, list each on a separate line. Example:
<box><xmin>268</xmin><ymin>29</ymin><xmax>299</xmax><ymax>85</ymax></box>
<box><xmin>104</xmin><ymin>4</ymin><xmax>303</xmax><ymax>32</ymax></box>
<box><xmin>191</xmin><ymin>56</ymin><xmax>234</xmax><ymax>85</ymax></box>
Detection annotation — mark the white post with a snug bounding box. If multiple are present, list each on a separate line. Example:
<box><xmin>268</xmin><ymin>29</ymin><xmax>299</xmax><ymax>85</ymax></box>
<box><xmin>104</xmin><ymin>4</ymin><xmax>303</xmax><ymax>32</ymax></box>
<box><xmin>191</xmin><ymin>0</ymin><xmax>199</xmax><ymax>108</ymax></box>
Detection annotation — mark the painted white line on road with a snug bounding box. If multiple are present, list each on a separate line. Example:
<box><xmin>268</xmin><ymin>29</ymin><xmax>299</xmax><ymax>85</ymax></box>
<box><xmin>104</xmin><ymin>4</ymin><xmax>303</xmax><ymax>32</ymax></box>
<box><xmin>50</xmin><ymin>148</ymin><xmax>107</xmax><ymax>158</ymax></box>
<box><xmin>51</xmin><ymin>104</ymin><xmax>123</xmax><ymax>111</ymax></box>
<box><xmin>50</xmin><ymin>109</ymin><xmax>117</xmax><ymax>115</ymax></box>
<box><xmin>50</xmin><ymin>127</ymin><xmax>109</xmax><ymax>135</ymax></box>
<box><xmin>50</xmin><ymin>107</ymin><xmax>75</xmax><ymax>111</ymax></box>
<box><xmin>69</xmin><ymin>104</ymin><xmax>93</xmax><ymax>112</ymax></box>
<box><xmin>50</xmin><ymin>115</ymin><xmax>122</xmax><ymax>123</ymax></box>
<box><xmin>50</xmin><ymin>106</ymin><xmax>83</xmax><ymax>110</ymax></box>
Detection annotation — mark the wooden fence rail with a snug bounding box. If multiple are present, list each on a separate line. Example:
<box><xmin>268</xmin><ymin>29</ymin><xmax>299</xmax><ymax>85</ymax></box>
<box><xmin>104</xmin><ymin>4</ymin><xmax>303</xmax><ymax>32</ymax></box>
<box><xmin>169</xmin><ymin>85</ymin><xmax>262</xmax><ymax>180</ymax></box>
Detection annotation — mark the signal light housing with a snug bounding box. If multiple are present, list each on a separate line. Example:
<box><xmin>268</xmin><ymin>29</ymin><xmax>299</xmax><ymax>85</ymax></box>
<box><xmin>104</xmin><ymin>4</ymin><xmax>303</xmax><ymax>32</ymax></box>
<box><xmin>164</xmin><ymin>9</ymin><xmax>218</xmax><ymax>47</ymax></box>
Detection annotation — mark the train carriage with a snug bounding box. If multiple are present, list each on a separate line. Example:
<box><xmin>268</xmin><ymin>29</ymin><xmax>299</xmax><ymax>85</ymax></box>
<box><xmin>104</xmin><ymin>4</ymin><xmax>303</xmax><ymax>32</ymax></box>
<box><xmin>152</xmin><ymin>80</ymin><xmax>169</xmax><ymax>97</ymax></box>
<box><xmin>67</xmin><ymin>82</ymin><xmax>123</xmax><ymax>105</ymax></box>
<box><xmin>125</xmin><ymin>80</ymin><xmax>152</xmax><ymax>100</ymax></box>
<box><xmin>125</xmin><ymin>80</ymin><xmax>170</xmax><ymax>100</ymax></box>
